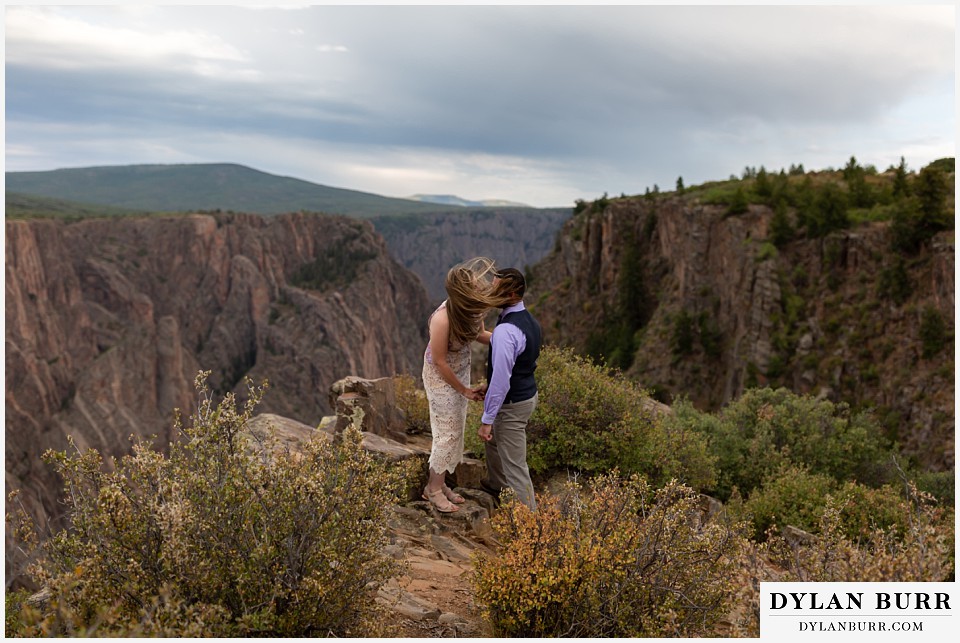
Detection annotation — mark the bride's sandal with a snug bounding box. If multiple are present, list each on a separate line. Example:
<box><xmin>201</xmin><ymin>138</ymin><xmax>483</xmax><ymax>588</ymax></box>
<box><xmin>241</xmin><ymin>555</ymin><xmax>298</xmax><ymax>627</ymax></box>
<box><xmin>442</xmin><ymin>485</ymin><xmax>465</xmax><ymax>504</ymax></box>
<box><xmin>423</xmin><ymin>487</ymin><xmax>460</xmax><ymax>513</ymax></box>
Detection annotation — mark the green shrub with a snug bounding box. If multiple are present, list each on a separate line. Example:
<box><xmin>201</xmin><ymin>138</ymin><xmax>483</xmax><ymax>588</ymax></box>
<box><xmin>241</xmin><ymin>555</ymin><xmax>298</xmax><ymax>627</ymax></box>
<box><xmin>683</xmin><ymin>387</ymin><xmax>894</xmax><ymax>500</ymax></box>
<box><xmin>7</xmin><ymin>373</ymin><xmax>409</xmax><ymax>637</ymax></box>
<box><xmin>756</xmin><ymin>241</ymin><xmax>778</xmax><ymax>262</ymax></box>
<box><xmin>765</xmin><ymin>484</ymin><xmax>954</xmax><ymax>582</ymax></box>
<box><xmin>831</xmin><ymin>481</ymin><xmax>914</xmax><ymax>541</ymax></box>
<box><xmin>527</xmin><ymin>347</ymin><xmax>716</xmax><ymax>490</ymax></box>
<box><xmin>769</xmin><ymin>200</ymin><xmax>794</xmax><ymax>247</ymax></box>
<box><xmin>743</xmin><ymin>465</ymin><xmax>837</xmax><ymax>539</ymax></box>
<box><xmin>890</xmin><ymin>165</ymin><xmax>955</xmax><ymax>254</ymax></box>
<box><xmin>807</xmin><ymin>183</ymin><xmax>850</xmax><ymax>237</ymax></box>
<box><xmin>5</xmin><ymin>588</ymin><xmax>32</xmax><ymax>637</ymax></box>
<box><xmin>910</xmin><ymin>469</ymin><xmax>955</xmax><ymax>506</ymax></box>
<box><xmin>473</xmin><ymin>474</ymin><xmax>744</xmax><ymax>637</ymax></box>
<box><xmin>741</xmin><ymin>465</ymin><xmax>912</xmax><ymax>541</ymax></box>
<box><xmin>593</xmin><ymin>192</ymin><xmax>610</xmax><ymax>212</ymax></box>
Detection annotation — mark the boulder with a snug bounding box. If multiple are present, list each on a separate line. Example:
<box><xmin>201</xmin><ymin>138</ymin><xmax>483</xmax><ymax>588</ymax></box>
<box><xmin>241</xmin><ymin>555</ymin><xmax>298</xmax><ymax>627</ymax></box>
<box><xmin>451</xmin><ymin>457</ymin><xmax>487</xmax><ymax>489</ymax></box>
<box><xmin>246</xmin><ymin>413</ymin><xmax>327</xmax><ymax>453</ymax></box>
<box><xmin>329</xmin><ymin>376</ymin><xmax>410</xmax><ymax>443</ymax></box>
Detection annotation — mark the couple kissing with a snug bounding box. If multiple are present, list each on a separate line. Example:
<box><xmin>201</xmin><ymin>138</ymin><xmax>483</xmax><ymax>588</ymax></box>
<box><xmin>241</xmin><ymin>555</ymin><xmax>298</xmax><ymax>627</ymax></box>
<box><xmin>420</xmin><ymin>257</ymin><xmax>541</xmax><ymax>513</ymax></box>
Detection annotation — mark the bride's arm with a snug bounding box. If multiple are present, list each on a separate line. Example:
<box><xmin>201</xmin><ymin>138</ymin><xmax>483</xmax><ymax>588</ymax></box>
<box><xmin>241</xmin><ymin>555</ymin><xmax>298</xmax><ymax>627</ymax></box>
<box><xmin>429</xmin><ymin>310</ymin><xmax>480</xmax><ymax>399</ymax></box>
<box><xmin>476</xmin><ymin>319</ymin><xmax>492</xmax><ymax>345</ymax></box>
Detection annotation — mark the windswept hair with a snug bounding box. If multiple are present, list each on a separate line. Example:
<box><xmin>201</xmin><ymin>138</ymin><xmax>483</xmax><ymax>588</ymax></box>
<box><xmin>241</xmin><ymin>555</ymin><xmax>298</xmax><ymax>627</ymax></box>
<box><xmin>491</xmin><ymin>268</ymin><xmax>526</xmax><ymax>299</ymax></box>
<box><xmin>444</xmin><ymin>257</ymin><xmax>515</xmax><ymax>347</ymax></box>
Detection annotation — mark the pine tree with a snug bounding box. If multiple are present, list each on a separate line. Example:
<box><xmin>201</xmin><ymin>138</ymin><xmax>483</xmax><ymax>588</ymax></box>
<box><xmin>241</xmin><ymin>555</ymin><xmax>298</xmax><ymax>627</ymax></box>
<box><xmin>914</xmin><ymin>165</ymin><xmax>951</xmax><ymax>233</ymax></box>
<box><xmin>843</xmin><ymin>155</ymin><xmax>873</xmax><ymax>208</ymax></box>
<box><xmin>770</xmin><ymin>198</ymin><xmax>794</xmax><ymax>247</ymax></box>
<box><xmin>810</xmin><ymin>183</ymin><xmax>849</xmax><ymax>237</ymax></box>
<box><xmin>892</xmin><ymin>156</ymin><xmax>910</xmax><ymax>198</ymax></box>
<box><xmin>755</xmin><ymin>166</ymin><xmax>772</xmax><ymax>199</ymax></box>
<box><xmin>727</xmin><ymin>187</ymin><xmax>749</xmax><ymax>216</ymax></box>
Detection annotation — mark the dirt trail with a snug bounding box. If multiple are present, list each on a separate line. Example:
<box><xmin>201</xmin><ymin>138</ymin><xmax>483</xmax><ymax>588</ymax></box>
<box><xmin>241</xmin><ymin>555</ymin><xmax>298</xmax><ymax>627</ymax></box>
<box><xmin>378</xmin><ymin>490</ymin><xmax>498</xmax><ymax>637</ymax></box>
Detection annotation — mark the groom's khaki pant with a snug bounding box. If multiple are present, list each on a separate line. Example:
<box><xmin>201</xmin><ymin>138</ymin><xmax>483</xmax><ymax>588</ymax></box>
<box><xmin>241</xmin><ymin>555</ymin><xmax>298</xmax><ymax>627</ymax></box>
<box><xmin>484</xmin><ymin>393</ymin><xmax>538</xmax><ymax>511</ymax></box>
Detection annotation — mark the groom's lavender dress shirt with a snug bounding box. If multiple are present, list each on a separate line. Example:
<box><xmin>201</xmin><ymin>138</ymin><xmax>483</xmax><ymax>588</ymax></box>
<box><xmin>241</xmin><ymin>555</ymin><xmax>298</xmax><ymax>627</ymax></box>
<box><xmin>481</xmin><ymin>301</ymin><xmax>528</xmax><ymax>425</ymax></box>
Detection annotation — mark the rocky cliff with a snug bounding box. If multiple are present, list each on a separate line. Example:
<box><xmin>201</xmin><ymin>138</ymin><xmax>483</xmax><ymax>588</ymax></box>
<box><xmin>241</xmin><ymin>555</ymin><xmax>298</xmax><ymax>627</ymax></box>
<box><xmin>6</xmin><ymin>212</ymin><xmax>432</xmax><ymax>538</ymax></box>
<box><xmin>372</xmin><ymin>208</ymin><xmax>570</xmax><ymax>302</ymax></box>
<box><xmin>529</xmin><ymin>196</ymin><xmax>954</xmax><ymax>471</ymax></box>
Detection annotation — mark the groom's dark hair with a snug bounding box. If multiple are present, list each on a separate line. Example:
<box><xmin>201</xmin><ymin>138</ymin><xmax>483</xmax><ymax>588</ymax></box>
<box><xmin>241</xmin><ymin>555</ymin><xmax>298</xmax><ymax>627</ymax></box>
<box><xmin>495</xmin><ymin>268</ymin><xmax>526</xmax><ymax>298</ymax></box>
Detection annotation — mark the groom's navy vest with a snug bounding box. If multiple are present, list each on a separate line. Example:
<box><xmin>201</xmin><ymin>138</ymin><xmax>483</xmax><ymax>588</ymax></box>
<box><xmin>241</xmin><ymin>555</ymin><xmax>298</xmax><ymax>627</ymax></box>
<box><xmin>486</xmin><ymin>308</ymin><xmax>542</xmax><ymax>404</ymax></box>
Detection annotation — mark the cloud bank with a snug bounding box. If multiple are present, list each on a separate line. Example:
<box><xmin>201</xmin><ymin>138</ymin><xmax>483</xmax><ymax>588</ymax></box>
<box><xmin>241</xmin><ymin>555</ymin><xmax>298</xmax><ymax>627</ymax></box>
<box><xmin>5</xmin><ymin>4</ymin><xmax>955</xmax><ymax>207</ymax></box>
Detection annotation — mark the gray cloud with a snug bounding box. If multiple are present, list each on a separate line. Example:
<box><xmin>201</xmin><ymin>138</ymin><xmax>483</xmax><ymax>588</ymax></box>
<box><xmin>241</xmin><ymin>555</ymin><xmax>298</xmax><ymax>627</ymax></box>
<box><xmin>4</xmin><ymin>4</ymin><xmax>954</xmax><ymax>206</ymax></box>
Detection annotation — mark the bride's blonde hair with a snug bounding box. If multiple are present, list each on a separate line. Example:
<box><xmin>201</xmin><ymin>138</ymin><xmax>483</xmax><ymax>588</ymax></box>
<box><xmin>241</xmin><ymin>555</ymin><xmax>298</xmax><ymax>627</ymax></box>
<box><xmin>444</xmin><ymin>257</ymin><xmax>515</xmax><ymax>347</ymax></box>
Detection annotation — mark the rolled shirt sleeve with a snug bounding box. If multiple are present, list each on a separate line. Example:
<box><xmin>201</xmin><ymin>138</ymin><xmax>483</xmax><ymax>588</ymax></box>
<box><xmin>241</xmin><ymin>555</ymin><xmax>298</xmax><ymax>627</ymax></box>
<box><xmin>481</xmin><ymin>323</ymin><xmax>527</xmax><ymax>424</ymax></box>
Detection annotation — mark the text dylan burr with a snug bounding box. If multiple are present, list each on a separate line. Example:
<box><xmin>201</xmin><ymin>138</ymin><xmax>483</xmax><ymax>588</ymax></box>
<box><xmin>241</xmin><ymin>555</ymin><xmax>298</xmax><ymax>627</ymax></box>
<box><xmin>770</xmin><ymin>592</ymin><xmax>951</xmax><ymax>611</ymax></box>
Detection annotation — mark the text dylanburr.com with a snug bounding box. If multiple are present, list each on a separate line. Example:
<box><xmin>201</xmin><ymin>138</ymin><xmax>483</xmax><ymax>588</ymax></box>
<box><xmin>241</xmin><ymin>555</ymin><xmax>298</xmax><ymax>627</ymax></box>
<box><xmin>760</xmin><ymin>582</ymin><xmax>955</xmax><ymax>639</ymax></box>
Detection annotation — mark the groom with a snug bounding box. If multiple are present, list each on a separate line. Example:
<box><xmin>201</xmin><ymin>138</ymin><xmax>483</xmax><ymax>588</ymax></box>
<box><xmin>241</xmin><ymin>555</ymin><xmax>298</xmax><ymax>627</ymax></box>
<box><xmin>477</xmin><ymin>268</ymin><xmax>541</xmax><ymax>511</ymax></box>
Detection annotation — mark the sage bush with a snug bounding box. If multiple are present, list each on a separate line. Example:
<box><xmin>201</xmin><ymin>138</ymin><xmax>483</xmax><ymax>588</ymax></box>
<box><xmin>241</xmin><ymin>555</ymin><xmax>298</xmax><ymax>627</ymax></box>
<box><xmin>526</xmin><ymin>346</ymin><xmax>716</xmax><ymax>489</ymax></box>
<box><xmin>740</xmin><ymin>464</ymin><xmax>913</xmax><ymax>541</ymax></box>
<box><xmin>765</xmin><ymin>482</ymin><xmax>954</xmax><ymax>583</ymax></box>
<box><xmin>7</xmin><ymin>373</ymin><xmax>410</xmax><ymax>637</ymax></box>
<box><xmin>472</xmin><ymin>473</ymin><xmax>745</xmax><ymax>637</ymax></box>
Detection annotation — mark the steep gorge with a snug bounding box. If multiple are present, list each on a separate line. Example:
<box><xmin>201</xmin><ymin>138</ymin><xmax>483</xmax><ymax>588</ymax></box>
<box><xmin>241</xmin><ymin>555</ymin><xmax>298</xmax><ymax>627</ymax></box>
<box><xmin>528</xmin><ymin>196</ymin><xmax>954</xmax><ymax>471</ymax></box>
<box><xmin>6</xmin><ymin>212</ymin><xmax>432</xmax><ymax>538</ymax></box>
<box><xmin>372</xmin><ymin>208</ymin><xmax>571</xmax><ymax>302</ymax></box>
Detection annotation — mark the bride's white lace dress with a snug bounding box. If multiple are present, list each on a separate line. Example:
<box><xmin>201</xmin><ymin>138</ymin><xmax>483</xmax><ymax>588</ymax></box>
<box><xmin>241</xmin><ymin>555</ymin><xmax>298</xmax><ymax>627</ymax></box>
<box><xmin>422</xmin><ymin>302</ymin><xmax>471</xmax><ymax>475</ymax></box>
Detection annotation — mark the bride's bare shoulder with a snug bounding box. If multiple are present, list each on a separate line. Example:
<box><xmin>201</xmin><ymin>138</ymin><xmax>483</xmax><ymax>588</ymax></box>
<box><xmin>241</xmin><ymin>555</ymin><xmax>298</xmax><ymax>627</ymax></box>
<box><xmin>432</xmin><ymin>305</ymin><xmax>449</xmax><ymax>323</ymax></box>
<box><xmin>428</xmin><ymin>302</ymin><xmax>450</xmax><ymax>327</ymax></box>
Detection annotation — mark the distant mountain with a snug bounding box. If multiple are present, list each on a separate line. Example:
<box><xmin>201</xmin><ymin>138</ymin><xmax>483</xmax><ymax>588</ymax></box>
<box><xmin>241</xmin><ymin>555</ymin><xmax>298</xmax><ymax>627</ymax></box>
<box><xmin>4</xmin><ymin>163</ymin><xmax>462</xmax><ymax>218</ymax></box>
<box><xmin>407</xmin><ymin>194</ymin><xmax>531</xmax><ymax>208</ymax></box>
<box><xmin>5</xmin><ymin>166</ymin><xmax>573</xmax><ymax>308</ymax></box>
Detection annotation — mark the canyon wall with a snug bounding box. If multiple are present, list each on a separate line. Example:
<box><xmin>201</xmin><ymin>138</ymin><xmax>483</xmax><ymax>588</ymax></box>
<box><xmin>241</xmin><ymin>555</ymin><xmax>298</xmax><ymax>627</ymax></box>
<box><xmin>373</xmin><ymin>208</ymin><xmax>570</xmax><ymax>302</ymax></box>
<box><xmin>529</xmin><ymin>197</ymin><xmax>954</xmax><ymax>471</ymax></box>
<box><xmin>6</xmin><ymin>212</ymin><xmax>432</xmax><ymax>539</ymax></box>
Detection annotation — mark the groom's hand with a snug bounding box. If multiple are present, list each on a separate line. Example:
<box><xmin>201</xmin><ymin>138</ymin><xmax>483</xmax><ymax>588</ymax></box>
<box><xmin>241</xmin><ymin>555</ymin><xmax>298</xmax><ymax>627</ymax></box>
<box><xmin>478</xmin><ymin>423</ymin><xmax>493</xmax><ymax>442</ymax></box>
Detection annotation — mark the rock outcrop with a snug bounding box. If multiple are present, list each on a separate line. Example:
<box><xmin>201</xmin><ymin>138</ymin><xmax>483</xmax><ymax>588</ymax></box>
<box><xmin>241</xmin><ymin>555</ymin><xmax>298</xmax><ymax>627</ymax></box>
<box><xmin>529</xmin><ymin>197</ymin><xmax>954</xmax><ymax>470</ymax></box>
<box><xmin>372</xmin><ymin>208</ymin><xmax>571</xmax><ymax>302</ymax></box>
<box><xmin>329</xmin><ymin>375</ymin><xmax>411</xmax><ymax>443</ymax></box>
<box><xmin>5</xmin><ymin>212</ymin><xmax>432</xmax><ymax>542</ymax></box>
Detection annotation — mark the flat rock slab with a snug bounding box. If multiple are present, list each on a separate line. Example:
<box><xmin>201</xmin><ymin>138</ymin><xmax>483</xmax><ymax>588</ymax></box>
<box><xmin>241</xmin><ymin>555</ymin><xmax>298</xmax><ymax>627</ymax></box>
<box><xmin>407</xmin><ymin>556</ymin><xmax>468</xmax><ymax>577</ymax></box>
<box><xmin>377</xmin><ymin>586</ymin><xmax>442</xmax><ymax>621</ymax></box>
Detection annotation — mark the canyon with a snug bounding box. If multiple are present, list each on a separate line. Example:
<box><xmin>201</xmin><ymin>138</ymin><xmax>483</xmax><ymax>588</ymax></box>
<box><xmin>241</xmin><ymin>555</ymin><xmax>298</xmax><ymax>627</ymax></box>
<box><xmin>6</xmin><ymin>212</ymin><xmax>432</xmax><ymax>541</ymax></box>
<box><xmin>372</xmin><ymin>207</ymin><xmax>570</xmax><ymax>302</ymax></box>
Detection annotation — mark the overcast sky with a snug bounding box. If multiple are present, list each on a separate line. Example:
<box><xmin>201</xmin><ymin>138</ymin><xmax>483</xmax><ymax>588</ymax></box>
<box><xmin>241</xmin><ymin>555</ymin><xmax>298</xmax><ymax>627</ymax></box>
<box><xmin>3</xmin><ymin>3</ymin><xmax>956</xmax><ymax>208</ymax></box>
